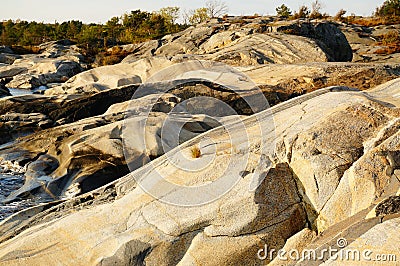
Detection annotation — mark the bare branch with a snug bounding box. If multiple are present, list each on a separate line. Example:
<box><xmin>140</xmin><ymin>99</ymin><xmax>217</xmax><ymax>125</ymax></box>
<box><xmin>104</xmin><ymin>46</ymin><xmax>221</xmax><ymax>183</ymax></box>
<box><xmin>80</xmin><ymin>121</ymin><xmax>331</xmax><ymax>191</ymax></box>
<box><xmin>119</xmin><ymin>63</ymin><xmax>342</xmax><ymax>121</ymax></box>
<box><xmin>205</xmin><ymin>0</ymin><xmax>228</xmax><ymax>18</ymax></box>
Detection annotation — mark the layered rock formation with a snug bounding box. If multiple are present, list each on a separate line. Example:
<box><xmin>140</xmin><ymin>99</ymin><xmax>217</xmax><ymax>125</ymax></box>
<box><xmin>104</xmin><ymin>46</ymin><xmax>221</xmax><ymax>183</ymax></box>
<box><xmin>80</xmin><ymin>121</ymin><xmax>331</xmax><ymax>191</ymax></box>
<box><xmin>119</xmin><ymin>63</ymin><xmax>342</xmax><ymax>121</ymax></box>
<box><xmin>119</xmin><ymin>20</ymin><xmax>352</xmax><ymax>66</ymax></box>
<box><xmin>0</xmin><ymin>16</ymin><xmax>399</xmax><ymax>266</ymax></box>
<box><xmin>0</xmin><ymin>76</ymin><xmax>400</xmax><ymax>265</ymax></box>
<box><xmin>0</xmin><ymin>40</ymin><xmax>85</xmax><ymax>90</ymax></box>
<box><xmin>45</xmin><ymin>57</ymin><xmax>174</xmax><ymax>95</ymax></box>
<box><xmin>338</xmin><ymin>22</ymin><xmax>400</xmax><ymax>63</ymax></box>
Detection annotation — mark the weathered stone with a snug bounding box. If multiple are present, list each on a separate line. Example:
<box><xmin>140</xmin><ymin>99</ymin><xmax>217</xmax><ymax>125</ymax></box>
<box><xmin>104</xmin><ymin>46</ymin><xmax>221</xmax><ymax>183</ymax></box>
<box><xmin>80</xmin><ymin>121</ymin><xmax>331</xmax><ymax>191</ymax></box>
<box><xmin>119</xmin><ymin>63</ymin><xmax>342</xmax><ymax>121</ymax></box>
<box><xmin>0</xmin><ymin>17</ymin><xmax>399</xmax><ymax>266</ymax></box>
<box><xmin>0</xmin><ymin>81</ymin><xmax>399</xmax><ymax>264</ymax></box>
<box><xmin>318</xmin><ymin>218</ymin><xmax>400</xmax><ymax>265</ymax></box>
<box><xmin>0</xmin><ymin>53</ymin><xmax>21</xmax><ymax>65</ymax></box>
<box><xmin>0</xmin><ymin>112</ymin><xmax>53</xmax><ymax>145</ymax></box>
<box><xmin>6</xmin><ymin>59</ymin><xmax>83</xmax><ymax>89</ymax></box>
<box><xmin>376</xmin><ymin>196</ymin><xmax>400</xmax><ymax>216</ymax></box>
<box><xmin>0</xmin><ymin>46</ymin><xmax>14</xmax><ymax>54</ymax></box>
<box><xmin>339</xmin><ymin>23</ymin><xmax>400</xmax><ymax>63</ymax></box>
<box><xmin>117</xmin><ymin>20</ymin><xmax>353</xmax><ymax>67</ymax></box>
<box><xmin>0</xmin><ymin>85</ymin><xmax>11</xmax><ymax>98</ymax></box>
<box><xmin>0</xmin><ymin>65</ymin><xmax>27</xmax><ymax>79</ymax></box>
<box><xmin>269</xmin><ymin>228</ymin><xmax>317</xmax><ymax>266</ymax></box>
<box><xmin>271</xmin><ymin>21</ymin><xmax>353</xmax><ymax>61</ymax></box>
<box><xmin>0</xmin><ymin>40</ymin><xmax>85</xmax><ymax>90</ymax></box>
<box><xmin>44</xmin><ymin>58</ymin><xmax>174</xmax><ymax>95</ymax></box>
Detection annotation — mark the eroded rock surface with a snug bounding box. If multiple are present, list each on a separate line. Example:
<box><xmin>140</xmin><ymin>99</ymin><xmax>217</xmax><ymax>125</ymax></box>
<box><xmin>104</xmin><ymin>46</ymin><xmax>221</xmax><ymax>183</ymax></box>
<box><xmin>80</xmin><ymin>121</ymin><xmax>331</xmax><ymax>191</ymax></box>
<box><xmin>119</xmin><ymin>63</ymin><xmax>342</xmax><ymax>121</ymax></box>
<box><xmin>339</xmin><ymin>23</ymin><xmax>400</xmax><ymax>63</ymax></box>
<box><xmin>119</xmin><ymin>20</ymin><xmax>352</xmax><ymax>66</ymax></box>
<box><xmin>0</xmin><ymin>17</ymin><xmax>399</xmax><ymax>266</ymax></box>
<box><xmin>0</xmin><ymin>40</ymin><xmax>85</xmax><ymax>90</ymax></box>
<box><xmin>45</xmin><ymin>57</ymin><xmax>174</xmax><ymax>95</ymax></box>
<box><xmin>0</xmin><ymin>78</ymin><xmax>399</xmax><ymax>265</ymax></box>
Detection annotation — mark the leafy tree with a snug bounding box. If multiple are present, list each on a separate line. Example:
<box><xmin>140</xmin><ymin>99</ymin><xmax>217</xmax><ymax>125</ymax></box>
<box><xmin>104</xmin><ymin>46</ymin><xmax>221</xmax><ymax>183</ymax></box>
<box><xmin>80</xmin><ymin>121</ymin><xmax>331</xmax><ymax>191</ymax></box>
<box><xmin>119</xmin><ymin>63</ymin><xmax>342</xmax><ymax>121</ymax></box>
<box><xmin>105</xmin><ymin>17</ymin><xmax>122</xmax><ymax>45</ymax></box>
<box><xmin>2</xmin><ymin>20</ymin><xmax>15</xmax><ymax>45</ymax></box>
<box><xmin>188</xmin><ymin>8</ymin><xmax>210</xmax><ymax>24</ymax></box>
<box><xmin>157</xmin><ymin>7</ymin><xmax>180</xmax><ymax>24</ymax></box>
<box><xmin>141</xmin><ymin>13</ymin><xmax>167</xmax><ymax>38</ymax></box>
<box><xmin>122</xmin><ymin>10</ymin><xmax>150</xmax><ymax>30</ymax></box>
<box><xmin>106</xmin><ymin>17</ymin><xmax>120</xmax><ymax>28</ymax></box>
<box><xmin>66</xmin><ymin>21</ymin><xmax>83</xmax><ymax>39</ymax></box>
<box><xmin>376</xmin><ymin>0</ymin><xmax>400</xmax><ymax>17</ymax></box>
<box><xmin>276</xmin><ymin>4</ymin><xmax>292</xmax><ymax>18</ymax></box>
<box><xmin>78</xmin><ymin>24</ymin><xmax>103</xmax><ymax>46</ymax></box>
<box><xmin>0</xmin><ymin>7</ymin><xmax>185</xmax><ymax>62</ymax></box>
<box><xmin>21</xmin><ymin>22</ymin><xmax>50</xmax><ymax>45</ymax></box>
<box><xmin>157</xmin><ymin>7</ymin><xmax>180</xmax><ymax>32</ymax></box>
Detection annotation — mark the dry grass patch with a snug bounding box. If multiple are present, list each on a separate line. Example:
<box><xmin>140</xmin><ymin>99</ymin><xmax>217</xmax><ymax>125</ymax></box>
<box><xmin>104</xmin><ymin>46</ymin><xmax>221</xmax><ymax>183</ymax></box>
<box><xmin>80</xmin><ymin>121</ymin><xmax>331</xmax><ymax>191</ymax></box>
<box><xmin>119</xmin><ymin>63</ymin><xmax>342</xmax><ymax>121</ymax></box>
<box><xmin>96</xmin><ymin>46</ymin><xmax>130</xmax><ymax>66</ymax></box>
<box><xmin>190</xmin><ymin>145</ymin><xmax>201</xmax><ymax>158</ymax></box>
<box><xmin>374</xmin><ymin>30</ymin><xmax>400</xmax><ymax>55</ymax></box>
<box><xmin>349</xmin><ymin>16</ymin><xmax>400</xmax><ymax>26</ymax></box>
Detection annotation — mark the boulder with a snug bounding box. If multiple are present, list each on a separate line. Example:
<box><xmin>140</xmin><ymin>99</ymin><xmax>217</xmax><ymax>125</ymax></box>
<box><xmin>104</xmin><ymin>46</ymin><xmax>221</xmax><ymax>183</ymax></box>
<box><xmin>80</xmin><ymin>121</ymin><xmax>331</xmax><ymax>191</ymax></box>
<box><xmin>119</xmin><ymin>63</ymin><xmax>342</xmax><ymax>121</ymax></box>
<box><xmin>0</xmin><ymin>53</ymin><xmax>21</xmax><ymax>65</ymax></box>
<box><xmin>201</xmin><ymin>32</ymin><xmax>330</xmax><ymax>65</ymax></box>
<box><xmin>0</xmin><ymin>84</ymin><xmax>11</xmax><ymax>98</ymax></box>
<box><xmin>287</xmin><ymin>204</ymin><xmax>400</xmax><ymax>265</ymax></box>
<box><xmin>271</xmin><ymin>21</ymin><xmax>353</xmax><ymax>62</ymax></box>
<box><xmin>0</xmin><ymin>65</ymin><xmax>27</xmax><ymax>79</ymax></box>
<box><xmin>0</xmin><ymin>41</ymin><xmax>85</xmax><ymax>90</ymax></box>
<box><xmin>319</xmin><ymin>217</ymin><xmax>400</xmax><ymax>265</ymax></box>
<box><xmin>151</xmin><ymin>28</ymin><xmax>330</xmax><ymax>66</ymax></box>
<box><xmin>0</xmin><ymin>46</ymin><xmax>14</xmax><ymax>54</ymax></box>
<box><xmin>45</xmin><ymin>57</ymin><xmax>174</xmax><ymax>95</ymax></box>
<box><xmin>269</xmin><ymin>228</ymin><xmax>316</xmax><ymax>266</ymax></box>
<box><xmin>6</xmin><ymin>58</ymin><xmax>83</xmax><ymax>89</ymax></box>
<box><xmin>37</xmin><ymin>40</ymin><xmax>84</xmax><ymax>63</ymax></box>
<box><xmin>117</xmin><ymin>40</ymin><xmax>160</xmax><ymax>62</ymax></box>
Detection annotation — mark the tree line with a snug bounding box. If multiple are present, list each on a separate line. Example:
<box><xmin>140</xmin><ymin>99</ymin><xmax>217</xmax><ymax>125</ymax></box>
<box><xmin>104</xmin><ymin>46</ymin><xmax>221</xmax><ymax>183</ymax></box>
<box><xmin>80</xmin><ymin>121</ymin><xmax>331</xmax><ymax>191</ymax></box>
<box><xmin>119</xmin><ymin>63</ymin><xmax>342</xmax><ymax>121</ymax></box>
<box><xmin>0</xmin><ymin>8</ymin><xmax>183</xmax><ymax>49</ymax></box>
<box><xmin>1</xmin><ymin>0</ymin><xmax>398</xmax><ymax>54</ymax></box>
<box><xmin>0</xmin><ymin>0</ymin><xmax>229</xmax><ymax>51</ymax></box>
<box><xmin>275</xmin><ymin>0</ymin><xmax>400</xmax><ymax>22</ymax></box>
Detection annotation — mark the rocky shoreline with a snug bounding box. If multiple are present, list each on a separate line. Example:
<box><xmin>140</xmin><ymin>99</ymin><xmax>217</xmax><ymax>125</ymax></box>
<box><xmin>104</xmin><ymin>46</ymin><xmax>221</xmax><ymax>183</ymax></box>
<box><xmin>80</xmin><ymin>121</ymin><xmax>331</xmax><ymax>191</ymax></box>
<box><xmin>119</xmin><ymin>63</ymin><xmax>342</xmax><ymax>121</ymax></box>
<box><xmin>0</xmin><ymin>17</ymin><xmax>399</xmax><ymax>265</ymax></box>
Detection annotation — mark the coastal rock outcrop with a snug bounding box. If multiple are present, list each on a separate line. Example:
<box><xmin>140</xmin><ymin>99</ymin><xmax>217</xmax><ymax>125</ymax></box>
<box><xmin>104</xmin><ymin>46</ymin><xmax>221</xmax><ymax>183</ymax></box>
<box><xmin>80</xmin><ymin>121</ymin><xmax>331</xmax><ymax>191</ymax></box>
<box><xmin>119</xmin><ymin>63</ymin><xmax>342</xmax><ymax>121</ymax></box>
<box><xmin>116</xmin><ymin>20</ymin><xmax>353</xmax><ymax>66</ymax></box>
<box><xmin>0</xmin><ymin>40</ymin><xmax>85</xmax><ymax>90</ymax></box>
<box><xmin>338</xmin><ymin>22</ymin><xmax>400</xmax><ymax>63</ymax></box>
<box><xmin>0</xmin><ymin>78</ymin><xmax>399</xmax><ymax>265</ymax></box>
<box><xmin>0</xmin><ymin>113</ymin><xmax>52</xmax><ymax>145</ymax></box>
<box><xmin>45</xmin><ymin>57</ymin><xmax>174</xmax><ymax>95</ymax></box>
<box><xmin>0</xmin><ymin>16</ymin><xmax>399</xmax><ymax>266</ymax></box>
<box><xmin>0</xmin><ymin>76</ymin><xmax>254</xmax><ymax>203</ymax></box>
<box><xmin>5</xmin><ymin>59</ymin><xmax>83</xmax><ymax>89</ymax></box>
<box><xmin>269</xmin><ymin>21</ymin><xmax>353</xmax><ymax>62</ymax></box>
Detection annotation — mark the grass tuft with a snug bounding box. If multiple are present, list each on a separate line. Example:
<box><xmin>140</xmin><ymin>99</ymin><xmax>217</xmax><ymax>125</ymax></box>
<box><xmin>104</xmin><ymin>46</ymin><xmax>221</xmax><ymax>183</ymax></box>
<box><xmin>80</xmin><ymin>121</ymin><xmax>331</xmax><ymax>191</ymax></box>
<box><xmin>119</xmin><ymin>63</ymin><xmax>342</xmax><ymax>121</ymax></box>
<box><xmin>190</xmin><ymin>145</ymin><xmax>201</xmax><ymax>158</ymax></box>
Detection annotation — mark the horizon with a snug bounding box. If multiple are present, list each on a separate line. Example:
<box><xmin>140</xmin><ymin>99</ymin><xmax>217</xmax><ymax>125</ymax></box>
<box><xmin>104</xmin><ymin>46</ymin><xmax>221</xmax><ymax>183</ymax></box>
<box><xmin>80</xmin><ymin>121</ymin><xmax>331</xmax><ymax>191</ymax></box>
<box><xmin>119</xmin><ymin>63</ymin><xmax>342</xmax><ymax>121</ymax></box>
<box><xmin>1</xmin><ymin>0</ymin><xmax>383</xmax><ymax>24</ymax></box>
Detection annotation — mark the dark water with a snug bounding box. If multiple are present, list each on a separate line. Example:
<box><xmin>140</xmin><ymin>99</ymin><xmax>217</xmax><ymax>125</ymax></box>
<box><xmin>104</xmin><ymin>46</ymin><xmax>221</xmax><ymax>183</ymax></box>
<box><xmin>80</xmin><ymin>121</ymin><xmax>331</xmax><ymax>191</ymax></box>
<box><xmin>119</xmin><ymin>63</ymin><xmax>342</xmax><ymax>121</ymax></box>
<box><xmin>0</xmin><ymin>174</ymin><xmax>35</xmax><ymax>221</ymax></box>
<box><xmin>0</xmin><ymin>88</ymin><xmax>45</xmax><ymax>220</ymax></box>
<box><xmin>0</xmin><ymin>88</ymin><xmax>47</xmax><ymax>221</ymax></box>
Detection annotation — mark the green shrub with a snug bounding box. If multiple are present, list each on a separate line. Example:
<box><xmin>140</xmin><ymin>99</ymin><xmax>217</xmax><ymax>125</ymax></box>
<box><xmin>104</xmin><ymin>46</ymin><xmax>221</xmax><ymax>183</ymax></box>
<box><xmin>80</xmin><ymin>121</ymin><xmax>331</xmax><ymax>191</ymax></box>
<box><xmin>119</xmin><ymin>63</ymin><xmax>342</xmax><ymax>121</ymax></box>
<box><xmin>276</xmin><ymin>4</ymin><xmax>292</xmax><ymax>19</ymax></box>
<box><xmin>376</xmin><ymin>0</ymin><xmax>400</xmax><ymax>17</ymax></box>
